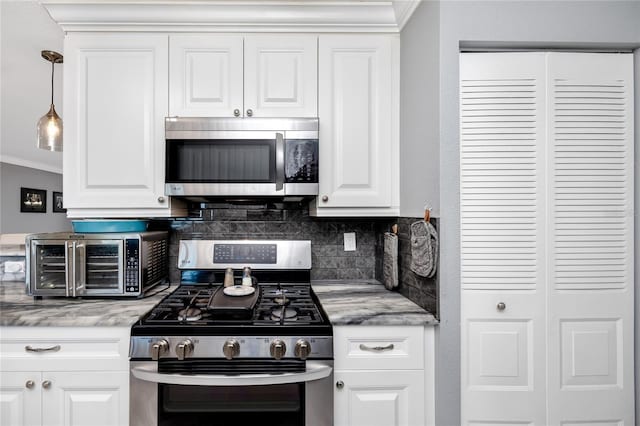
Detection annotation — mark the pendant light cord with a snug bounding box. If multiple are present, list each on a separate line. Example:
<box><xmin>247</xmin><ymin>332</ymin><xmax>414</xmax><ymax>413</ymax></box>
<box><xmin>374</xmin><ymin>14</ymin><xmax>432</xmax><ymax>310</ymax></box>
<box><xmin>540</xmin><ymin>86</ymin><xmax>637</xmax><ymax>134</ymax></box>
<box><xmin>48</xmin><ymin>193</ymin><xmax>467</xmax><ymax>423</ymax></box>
<box><xmin>50</xmin><ymin>59</ymin><xmax>55</xmax><ymax>106</ymax></box>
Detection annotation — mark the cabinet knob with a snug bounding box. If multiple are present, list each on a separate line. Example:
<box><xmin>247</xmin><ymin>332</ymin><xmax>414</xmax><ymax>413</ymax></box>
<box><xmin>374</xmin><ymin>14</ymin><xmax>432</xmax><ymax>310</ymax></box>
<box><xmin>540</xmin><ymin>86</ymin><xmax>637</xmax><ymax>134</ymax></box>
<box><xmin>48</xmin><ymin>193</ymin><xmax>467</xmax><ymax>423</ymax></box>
<box><xmin>157</xmin><ymin>196</ymin><xmax>165</xmax><ymax>203</ymax></box>
<box><xmin>246</xmin><ymin>109</ymin><xmax>253</xmax><ymax>117</ymax></box>
<box><xmin>42</xmin><ymin>380</ymin><xmax>52</xmax><ymax>389</ymax></box>
<box><xmin>336</xmin><ymin>380</ymin><xmax>344</xmax><ymax>389</ymax></box>
<box><xmin>25</xmin><ymin>380</ymin><xmax>35</xmax><ymax>389</ymax></box>
<box><xmin>321</xmin><ymin>195</ymin><xmax>328</xmax><ymax>202</ymax></box>
<box><xmin>497</xmin><ymin>302</ymin><xmax>506</xmax><ymax>311</ymax></box>
<box><xmin>233</xmin><ymin>109</ymin><xmax>240</xmax><ymax>117</ymax></box>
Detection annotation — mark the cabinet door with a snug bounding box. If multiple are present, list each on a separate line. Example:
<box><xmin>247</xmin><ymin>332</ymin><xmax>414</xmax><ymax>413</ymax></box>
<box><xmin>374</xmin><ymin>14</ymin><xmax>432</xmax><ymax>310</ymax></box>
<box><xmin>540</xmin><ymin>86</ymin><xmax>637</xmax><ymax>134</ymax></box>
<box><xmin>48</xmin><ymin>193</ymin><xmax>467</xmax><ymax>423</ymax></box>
<box><xmin>317</xmin><ymin>35</ymin><xmax>398</xmax><ymax>210</ymax></box>
<box><xmin>0</xmin><ymin>372</ymin><xmax>41</xmax><ymax>426</ymax></box>
<box><xmin>169</xmin><ymin>35</ymin><xmax>243</xmax><ymax>117</ymax></box>
<box><xmin>334</xmin><ymin>370</ymin><xmax>424</xmax><ymax>426</ymax></box>
<box><xmin>42</xmin><ymin>371</ymin><xmax>129</xmax><ymax>426</ymax></box>
<box><xmin>244</xmin><ymin>35</ymin><xmax>317</xmax><ymax>117</ymax></box>
<box><xmin>63</xmin><ymin>34</ymin><xmax>169</xmax><ymax>210</ymax></box>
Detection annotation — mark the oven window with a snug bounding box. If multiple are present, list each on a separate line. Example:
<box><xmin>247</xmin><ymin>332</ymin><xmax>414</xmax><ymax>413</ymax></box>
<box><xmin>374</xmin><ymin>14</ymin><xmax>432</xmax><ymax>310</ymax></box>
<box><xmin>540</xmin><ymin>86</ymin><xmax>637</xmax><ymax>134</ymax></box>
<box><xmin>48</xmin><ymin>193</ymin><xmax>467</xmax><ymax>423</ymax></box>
<box><xmin>159</xmin><ymin>383</ymin><xmax>304</xmax><ymax>426</ymax></box>
<box><xmin>166</xmin><ymin>139</ymin><xmax>275</xmax><ymax>183</ymax></box>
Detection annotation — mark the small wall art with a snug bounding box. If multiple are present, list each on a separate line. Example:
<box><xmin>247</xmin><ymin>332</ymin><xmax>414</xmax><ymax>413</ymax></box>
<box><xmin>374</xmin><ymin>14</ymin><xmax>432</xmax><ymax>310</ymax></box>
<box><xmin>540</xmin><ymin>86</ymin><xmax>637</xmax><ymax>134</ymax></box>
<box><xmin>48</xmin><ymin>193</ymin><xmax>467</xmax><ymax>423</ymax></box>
<box><xmin>52</xmin><ymin>191</ymin><xmax>66</xmax><ymax>213</ymax></box>
<box><xmin>20</xmin><ymin>187</ymin><xmax>47</xmax><ymax>213</ymax></box>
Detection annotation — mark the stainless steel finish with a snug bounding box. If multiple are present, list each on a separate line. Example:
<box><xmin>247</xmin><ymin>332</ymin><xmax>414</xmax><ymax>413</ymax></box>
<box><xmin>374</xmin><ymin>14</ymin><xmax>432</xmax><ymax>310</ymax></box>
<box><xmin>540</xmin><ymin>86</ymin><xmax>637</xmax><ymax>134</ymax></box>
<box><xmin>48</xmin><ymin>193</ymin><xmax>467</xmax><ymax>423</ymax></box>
<box><xmin>175</xmin><ymin>339</ymin><xmax>194</xmax><ymax>360</ymax></box>
<box><xmin>25</xmin><ymin>344</ymin><xmax>61</xmax><ymax>353</ymax></box>
<box><xmin>223</xmin><ymin>268</ymin><xmax>235</xmax><ymax>287</ymax></box>
<box><xmin>130</xmin><ymin>335</ymin><xmax>333</xmax><ymax>359</ymax></box>
<box><xmin>42</xmin><ymin>380</ymin><xmax>51</xmax><ymax>389</ymax></box>
<box><xmin>166</xmin><ymin>117</ymin><xmax>318</xmax><ymax>133</ymax></box>
<box><xmin>157</xmin><ymin>196</ymin><xmax>165</xmax><ymax>203</ymax></box>
<box><xmin>178</xmin><ymin>240</ymin><xmax>312</xmax><ymax>270</ymax></box>
<box><xmin>246</xmin><ymin>108</ymin><xmax>253</xmax><ymax>117</ymax></box>
<box><xmin>166</xmin><ymin>182</ymin><xmax>318</xmax><ymax>197</ymax></box>
<box><xmin>233</xmin><ymin>109</ymin><xmax>240</xmax><ymax>117</ymax></box>
<box><xmin>336</xmin><ymin>380</ymin><xmax>344</xmax><ymax>389</ymax></box>
<box><xmin>321</xmin><ymin>195</ymin><xmax>328</xmax><ymax>202</ymax></box>
<box><xmin>497</xmin><ymin>302</ymin><xmax>506</xmax><ymax>311</ymax></box>
<box><xmin>275</xmin><ymin>132</ymin><xmax>285</xmax><ymax>191</ymax></box>
<box><xmin>130</xmin><ymin>360</ymin><xmax>333</xmax><ymax>426</ymax></box>
<box><xmin>168</xmin><ymin>130</ymin><xmax>286</xmax><ymax>140</ymax></box>
<box><xmin>359</xmin><ymin>343</ymin><xmax>394</xmax><ymax>352</ymax></box>
<box><xmin>25</xmin><ymin>380</ymin><xmax>35</xmax><ymax>389</ymax></box>
<box><xmin>222</xmin><ymin>339</ymin><xmax>240</xmax><ymax>360</ymax></box>
<box><xmin>294</xmin><ymin>340</ymin><xmax>311</xmax><ymax>360</ymax></box>
<box><xmin>65</xmin><ymin>241</ymin><xmax>73</xmax><ymax>297</ymax></box>
<box><xmin>270</xmin><ymin>339</ymin><xmax>286</xmax><ymax>360</ymax></box>
<box><xmin>74</xmin><ymin>242</ymin><xmax>86</xmax><ymax>297</ymax></box>
<box><xmin>150</xmin><ymin>339</ymin><xmax>169</xmax><ymax>361</ymax></box>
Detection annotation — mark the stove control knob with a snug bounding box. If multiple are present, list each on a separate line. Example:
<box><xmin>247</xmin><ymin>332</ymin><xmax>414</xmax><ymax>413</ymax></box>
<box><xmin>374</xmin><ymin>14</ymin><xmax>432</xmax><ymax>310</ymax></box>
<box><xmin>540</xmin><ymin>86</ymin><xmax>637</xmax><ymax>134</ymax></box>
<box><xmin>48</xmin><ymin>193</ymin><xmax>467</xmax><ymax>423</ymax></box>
<box><xmin>223</xmin><ymin>339</ymin><xmax>240</xmax><ymax>360</ymax></box>
<box><xmin>176</xmin><ymin>339</ymin><xmax>194</xmax><ymax>360</ymax></box>
<box><xmin>270</xmin><ymin>339</ymin><xmax>287</xmax><ymax>360</ymax></box>
<box><xmin>150</xmin><ymin>339</ymin><xmax>169</xmax><ymax>361</ymax></box>
<box><xmin>294</xmin><ymin>340</ymin><xmax>312</xmax><ymax>360</ymax></box>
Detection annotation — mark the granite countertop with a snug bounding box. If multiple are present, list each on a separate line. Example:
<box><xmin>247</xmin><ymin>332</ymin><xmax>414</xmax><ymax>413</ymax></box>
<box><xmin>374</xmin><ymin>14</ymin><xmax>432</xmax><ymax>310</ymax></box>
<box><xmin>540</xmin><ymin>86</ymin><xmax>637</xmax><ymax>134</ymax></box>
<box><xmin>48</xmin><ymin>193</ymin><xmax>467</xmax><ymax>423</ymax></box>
<box><xmin>311</xmin><ymin>280</ymin><xmax>438</xmax><ymax>325</ymax></box>
<box><xmin>0</xmin><ymin>281</ymin><xmax>176</xmax><ymax>327</ymax></box>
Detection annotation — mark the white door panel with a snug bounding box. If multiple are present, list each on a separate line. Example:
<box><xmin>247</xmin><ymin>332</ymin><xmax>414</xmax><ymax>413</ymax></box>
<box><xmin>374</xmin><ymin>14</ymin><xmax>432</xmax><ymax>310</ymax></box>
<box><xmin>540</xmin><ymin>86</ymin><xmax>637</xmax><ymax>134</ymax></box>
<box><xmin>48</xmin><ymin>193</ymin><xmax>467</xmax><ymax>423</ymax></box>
<box><xmin>0</xmin><ymin>372</ymin><xmax>41</xmax><ymax>426</ymax></box>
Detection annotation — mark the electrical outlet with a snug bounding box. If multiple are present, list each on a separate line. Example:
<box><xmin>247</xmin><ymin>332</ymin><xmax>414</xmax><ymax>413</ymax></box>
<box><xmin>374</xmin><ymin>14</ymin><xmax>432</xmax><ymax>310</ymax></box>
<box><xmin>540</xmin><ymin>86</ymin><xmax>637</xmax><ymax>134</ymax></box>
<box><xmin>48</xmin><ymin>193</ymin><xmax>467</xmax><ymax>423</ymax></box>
<box><xmin>343</xmin><ymin>232</ymin><xmax>356</xmax><ymax>251</ymax></box>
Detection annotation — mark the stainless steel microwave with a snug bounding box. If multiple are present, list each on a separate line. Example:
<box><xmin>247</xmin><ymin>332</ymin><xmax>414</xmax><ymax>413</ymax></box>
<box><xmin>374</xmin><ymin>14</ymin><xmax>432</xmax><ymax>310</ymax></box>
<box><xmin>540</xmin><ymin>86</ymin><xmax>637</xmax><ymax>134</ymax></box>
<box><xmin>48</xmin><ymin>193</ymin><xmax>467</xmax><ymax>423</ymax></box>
<box><xmin>26</xmin><ymin>231</ymin><xmax>168</xmax><ymax>298</ymax></box>
<box><xmin>165</xmin><ymin>117</ymin><xmax>318</xmax><ymax>197</ymax></box>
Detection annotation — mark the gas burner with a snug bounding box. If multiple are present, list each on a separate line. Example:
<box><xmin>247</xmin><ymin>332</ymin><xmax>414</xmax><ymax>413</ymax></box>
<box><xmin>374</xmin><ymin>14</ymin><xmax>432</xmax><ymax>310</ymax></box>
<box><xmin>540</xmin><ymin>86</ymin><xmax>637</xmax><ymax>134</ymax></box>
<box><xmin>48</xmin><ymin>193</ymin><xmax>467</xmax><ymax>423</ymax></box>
<box><xmin>274</xmin><ymin>294</ymin><xmax>289</xmax><ymax>306</ymax></box>
<box><xmin>178</xmin><ymin>307</ymin><xmax>202</xmax><ymax>321</ymax></box>
<box><xmin>271</xmin><ymin>307</ymin><xmax>298</xmax><ymax>321</ymax></box>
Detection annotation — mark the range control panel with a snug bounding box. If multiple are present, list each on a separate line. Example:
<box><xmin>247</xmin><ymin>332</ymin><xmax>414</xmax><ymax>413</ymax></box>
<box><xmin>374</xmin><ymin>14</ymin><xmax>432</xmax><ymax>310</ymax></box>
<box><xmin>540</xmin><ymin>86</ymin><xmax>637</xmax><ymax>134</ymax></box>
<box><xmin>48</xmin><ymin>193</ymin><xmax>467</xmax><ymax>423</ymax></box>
<box><xmin>213</xmin><ymin>244</ymin><xmax>277</xmax><ymax>264</ymax></box>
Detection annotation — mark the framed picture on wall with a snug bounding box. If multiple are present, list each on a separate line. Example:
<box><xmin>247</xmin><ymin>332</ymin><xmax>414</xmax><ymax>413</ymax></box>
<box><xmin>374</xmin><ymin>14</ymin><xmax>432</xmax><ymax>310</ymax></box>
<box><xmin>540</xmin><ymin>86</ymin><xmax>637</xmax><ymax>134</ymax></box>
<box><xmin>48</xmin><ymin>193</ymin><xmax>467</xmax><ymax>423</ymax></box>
<box><xmin>20</xmin><ymin>187</ymin><xmax>46</xmax><ymax>213</ymax></box>
<box><xmin>52</xmin><ymin>191</ymin><xmax>66</xmax><ymax>213</ymax></box>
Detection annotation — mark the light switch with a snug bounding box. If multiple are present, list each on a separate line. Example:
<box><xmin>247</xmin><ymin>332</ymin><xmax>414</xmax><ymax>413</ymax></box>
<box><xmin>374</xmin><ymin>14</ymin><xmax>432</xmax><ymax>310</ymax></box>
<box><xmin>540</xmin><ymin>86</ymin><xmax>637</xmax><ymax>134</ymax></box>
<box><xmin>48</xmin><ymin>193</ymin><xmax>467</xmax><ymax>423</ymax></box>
<box><xmin>343</xmin><ymin>232</ymin><xmax>356</xmax><ymax>251</ymax></box>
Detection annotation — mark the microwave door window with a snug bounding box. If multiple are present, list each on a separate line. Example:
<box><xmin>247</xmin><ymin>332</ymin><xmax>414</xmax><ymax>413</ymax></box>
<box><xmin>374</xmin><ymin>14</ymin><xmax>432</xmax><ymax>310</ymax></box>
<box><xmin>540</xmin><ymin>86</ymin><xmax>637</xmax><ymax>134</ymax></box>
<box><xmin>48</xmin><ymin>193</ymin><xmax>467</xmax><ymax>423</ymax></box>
<box><xmin>166</xmin><ymin>139</ymin><xmax>275</xmax><ymax>183</ymax></box>
<box><xmin>34</xmin><ymin>244</ymin><xmax>67</xmax><ymax>291</ymax></box>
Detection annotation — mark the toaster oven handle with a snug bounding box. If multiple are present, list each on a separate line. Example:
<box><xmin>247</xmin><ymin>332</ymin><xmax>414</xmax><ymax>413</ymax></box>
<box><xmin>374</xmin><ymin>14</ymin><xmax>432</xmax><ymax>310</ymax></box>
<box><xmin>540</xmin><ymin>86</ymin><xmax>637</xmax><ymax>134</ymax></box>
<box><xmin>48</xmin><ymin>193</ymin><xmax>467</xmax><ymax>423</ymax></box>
<box><xmin>74</xmin><ymin>243</ymin><xmax>86</xmax><ymax>297</ymax></box>
<box><xmin>131</xmin><ymin>361</ymin><xmax>332</xmax><ymax>387</ymax></box>
<box><xmin>65</xmin><ymin>241</ymin><xmax>74</xmax><ymax>297</ymax></box>
<box><xmin>275</xmin><ymin>132</ymin><xmax>285</xmax><ymax>191</ymax></box>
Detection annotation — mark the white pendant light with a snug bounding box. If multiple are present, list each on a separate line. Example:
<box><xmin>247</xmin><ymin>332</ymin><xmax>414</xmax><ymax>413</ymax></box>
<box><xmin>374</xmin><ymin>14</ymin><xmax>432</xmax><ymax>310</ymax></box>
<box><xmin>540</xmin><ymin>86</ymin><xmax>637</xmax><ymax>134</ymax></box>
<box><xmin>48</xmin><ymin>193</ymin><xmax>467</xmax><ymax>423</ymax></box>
<box><xmin>37</xmin><ymin>50</ymin><xmax>63</xmax><ymax>152</ymax></box>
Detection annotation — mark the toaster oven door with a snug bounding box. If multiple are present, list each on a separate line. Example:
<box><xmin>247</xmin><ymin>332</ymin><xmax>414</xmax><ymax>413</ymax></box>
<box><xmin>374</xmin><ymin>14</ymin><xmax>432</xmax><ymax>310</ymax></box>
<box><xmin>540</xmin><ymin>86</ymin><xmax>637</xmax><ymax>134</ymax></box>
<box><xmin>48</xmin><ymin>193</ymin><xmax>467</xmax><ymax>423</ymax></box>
<box><xmin>75</xmin><ymin>240</ymin><xmax>124</xmax><ymax>295</ymax></box>
<box><xmin>29</xmin><ymin>240</ymin><xmax>69</xmax><ymax>295</ymax></box>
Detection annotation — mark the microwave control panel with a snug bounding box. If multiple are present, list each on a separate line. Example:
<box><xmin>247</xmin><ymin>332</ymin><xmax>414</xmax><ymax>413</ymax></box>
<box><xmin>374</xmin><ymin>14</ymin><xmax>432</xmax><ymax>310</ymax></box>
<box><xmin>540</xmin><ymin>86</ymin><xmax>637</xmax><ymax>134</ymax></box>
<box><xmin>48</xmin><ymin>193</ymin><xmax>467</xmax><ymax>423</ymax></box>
<box><xmin>125</xmin><ymin>239</ymin><xmax>140</xmax><ymax>293</ymax></box>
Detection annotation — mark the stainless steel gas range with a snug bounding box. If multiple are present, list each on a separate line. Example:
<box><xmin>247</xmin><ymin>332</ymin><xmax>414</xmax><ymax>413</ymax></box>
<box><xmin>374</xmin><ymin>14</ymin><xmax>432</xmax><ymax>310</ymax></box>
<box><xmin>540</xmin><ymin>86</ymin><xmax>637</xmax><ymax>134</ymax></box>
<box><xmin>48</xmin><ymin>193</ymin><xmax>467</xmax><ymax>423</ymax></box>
<box><xmin>129</xmin><ymin>240</ymin><xmax>333</xmax><ymax>426</ymax></box>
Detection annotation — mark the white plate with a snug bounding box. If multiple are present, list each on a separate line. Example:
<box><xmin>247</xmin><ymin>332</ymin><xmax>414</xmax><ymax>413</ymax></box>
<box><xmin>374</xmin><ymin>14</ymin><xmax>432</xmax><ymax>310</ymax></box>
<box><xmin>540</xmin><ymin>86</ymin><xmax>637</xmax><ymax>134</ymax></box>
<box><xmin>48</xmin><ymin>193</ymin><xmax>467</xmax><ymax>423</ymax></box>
<box><xmin>223</xmin><ymin>285</ymin><xmax>256</xmax><ymax>296</ymax></box>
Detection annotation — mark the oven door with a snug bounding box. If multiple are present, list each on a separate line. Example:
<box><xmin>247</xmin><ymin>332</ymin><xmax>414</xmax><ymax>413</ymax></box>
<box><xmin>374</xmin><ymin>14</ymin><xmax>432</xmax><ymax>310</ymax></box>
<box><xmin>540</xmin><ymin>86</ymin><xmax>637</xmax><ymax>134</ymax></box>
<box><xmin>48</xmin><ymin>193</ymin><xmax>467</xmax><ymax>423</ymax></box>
<box><xmin>130</xmin><ymin>360</ymin><xmax>333</xmax><ymax>426</ymax></box>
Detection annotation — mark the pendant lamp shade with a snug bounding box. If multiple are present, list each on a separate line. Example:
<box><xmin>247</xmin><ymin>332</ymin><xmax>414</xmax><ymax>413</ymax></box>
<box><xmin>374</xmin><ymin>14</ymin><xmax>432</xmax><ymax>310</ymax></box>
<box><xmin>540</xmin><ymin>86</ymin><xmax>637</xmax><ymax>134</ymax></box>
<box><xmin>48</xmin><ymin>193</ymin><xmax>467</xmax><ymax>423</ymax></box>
<box><xmin>37</xmin><ymin>50</ymin><xmax>63</xmax><ymax>152</ymax></box>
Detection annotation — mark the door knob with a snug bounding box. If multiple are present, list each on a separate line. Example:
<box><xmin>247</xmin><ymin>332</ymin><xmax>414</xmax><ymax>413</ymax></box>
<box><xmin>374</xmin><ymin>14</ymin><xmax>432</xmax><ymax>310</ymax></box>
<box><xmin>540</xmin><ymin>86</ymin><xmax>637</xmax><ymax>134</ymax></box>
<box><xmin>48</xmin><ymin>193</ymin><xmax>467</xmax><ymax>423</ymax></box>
<box><xmin>233</xmin><ymin>109</ymin><xmax>240</xmax><ymax>117</ymax></box>
<box><xmin>336</xmin><ymin>380</ymin><xmax>344</xmax><ymax>389</ymax></box>
<box><xmin>497</xmin><ymin>302</ymin><xmax>506</xmax><ymax>311</ymax></box>
<box><xmin>246</xmin><ymin>109</ymin><xmax>253</xmax><ymax>117</ymax></box>
<box><xmin>42</xmin><ymin>380</ymin><xmax>52</xmax><ymax>389</ymax></box>
<box><xmin>25</xmin><ymin>380</ymin><xmax>35</xmax><ymax>389</ymax></box>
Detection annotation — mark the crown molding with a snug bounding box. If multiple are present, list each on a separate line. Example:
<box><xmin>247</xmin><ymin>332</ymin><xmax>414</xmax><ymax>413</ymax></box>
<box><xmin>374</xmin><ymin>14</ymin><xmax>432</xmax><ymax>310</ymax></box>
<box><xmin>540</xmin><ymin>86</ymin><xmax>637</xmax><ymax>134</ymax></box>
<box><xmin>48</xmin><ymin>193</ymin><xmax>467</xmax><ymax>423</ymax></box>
<box><xmin>40</xmin><ymin>0</ymin><xmax>421</xmax><ymax>33</ymax></box>
<box><xmin>1</xmin><ymin>155</ymin><xmax>63</xmax><ymax>174</ymax></box>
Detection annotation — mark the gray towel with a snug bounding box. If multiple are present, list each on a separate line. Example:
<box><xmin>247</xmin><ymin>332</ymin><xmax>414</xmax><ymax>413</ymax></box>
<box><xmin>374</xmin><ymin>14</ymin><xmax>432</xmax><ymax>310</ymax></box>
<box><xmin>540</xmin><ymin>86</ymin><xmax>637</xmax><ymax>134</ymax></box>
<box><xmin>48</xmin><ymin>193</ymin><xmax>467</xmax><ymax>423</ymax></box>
<box><xmin>382</xmin><ymin>232</ymin><xmax>398</xmax><ymax>290</ymax></box>
<box><xmin>410</xmin><ymin>220</ymin><xmax>438</xmax><ymax>278</ymax></box>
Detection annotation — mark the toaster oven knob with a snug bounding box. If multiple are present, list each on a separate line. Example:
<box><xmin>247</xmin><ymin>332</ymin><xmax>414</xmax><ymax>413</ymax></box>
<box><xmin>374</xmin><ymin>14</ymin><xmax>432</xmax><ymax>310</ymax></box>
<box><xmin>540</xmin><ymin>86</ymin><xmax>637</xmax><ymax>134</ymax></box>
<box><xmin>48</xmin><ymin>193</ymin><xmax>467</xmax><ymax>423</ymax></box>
<box><xmin>270</xmin><ymin>339</ymin><xmax>287</xmax><ymax>360</ymax></box>
<box><xmin>223</xmin><ymin>339</ymin><xmax>240</xmax><ymax>360</ymax></box>
<box><xmin>150</xmin><ymin>339</ymin><xmax>169</xmax><ymax>361</ymax></box>
<box><xmin>294</xmin><ymin>340</ymin><xmax>311</xmax><ymax>360</ymax></box>
<box><xmin>176</xmin><ymin>339</ymin><xmax>194</xmax><ymax>360</ymax></box>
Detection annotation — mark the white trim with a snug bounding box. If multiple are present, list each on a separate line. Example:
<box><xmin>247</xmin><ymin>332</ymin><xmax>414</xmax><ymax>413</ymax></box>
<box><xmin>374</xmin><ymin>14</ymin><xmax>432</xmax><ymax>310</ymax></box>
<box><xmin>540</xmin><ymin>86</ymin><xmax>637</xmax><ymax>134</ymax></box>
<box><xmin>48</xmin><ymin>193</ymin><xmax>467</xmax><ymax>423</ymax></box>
<box><xmin>40</xmin><ymin>0</ymin><xmax>416</xmax><ymax>33</ymax></box>
<box><xmin>0</xmin><ymin>155</ymin><xmax>62</xmax><ymax>174</ymax></box>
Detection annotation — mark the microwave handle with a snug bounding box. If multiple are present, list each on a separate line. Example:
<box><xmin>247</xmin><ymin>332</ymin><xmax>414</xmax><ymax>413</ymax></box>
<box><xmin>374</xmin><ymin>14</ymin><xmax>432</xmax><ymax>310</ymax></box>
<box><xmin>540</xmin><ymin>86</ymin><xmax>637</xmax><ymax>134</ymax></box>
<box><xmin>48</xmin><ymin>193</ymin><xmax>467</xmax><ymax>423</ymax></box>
<box><xmin>65</xmin><ymin>241</ymin><xmax>74</xmax><ymax>297</ymax></box>
<box><xmin>275</xmin><ymin>132</ymin><xmax>285</xmax><ymax>191</ymax></box>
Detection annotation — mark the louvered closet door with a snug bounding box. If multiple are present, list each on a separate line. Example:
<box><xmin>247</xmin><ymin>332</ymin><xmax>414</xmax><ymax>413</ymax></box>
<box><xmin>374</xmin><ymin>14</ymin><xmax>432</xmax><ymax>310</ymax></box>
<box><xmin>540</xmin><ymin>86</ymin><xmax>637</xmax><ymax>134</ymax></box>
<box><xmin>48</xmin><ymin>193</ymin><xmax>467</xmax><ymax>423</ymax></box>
<box><xmin>546</xmin><ymin>53</ymin><xmax>635</xmax><ymax>425</ymax></box>
<box><xmin>460</xmin><ymin>53</ymin><xmax>547</xmax><ymax>426</ymax></box>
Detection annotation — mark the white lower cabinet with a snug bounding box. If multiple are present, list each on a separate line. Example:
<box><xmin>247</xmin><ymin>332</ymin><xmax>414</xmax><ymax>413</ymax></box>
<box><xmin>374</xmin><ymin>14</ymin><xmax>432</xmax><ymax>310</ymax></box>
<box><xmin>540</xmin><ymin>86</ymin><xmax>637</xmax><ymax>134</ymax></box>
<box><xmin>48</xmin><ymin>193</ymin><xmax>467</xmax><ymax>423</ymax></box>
<box><xmin>0</xmin><ymin>327</ymin><xmax>130</xmax><ymax>426</ymax></box>
<box><xmin>333</xmin><ymin>325</ymin><xmax>434</xmax><ymax>426</ymax></box>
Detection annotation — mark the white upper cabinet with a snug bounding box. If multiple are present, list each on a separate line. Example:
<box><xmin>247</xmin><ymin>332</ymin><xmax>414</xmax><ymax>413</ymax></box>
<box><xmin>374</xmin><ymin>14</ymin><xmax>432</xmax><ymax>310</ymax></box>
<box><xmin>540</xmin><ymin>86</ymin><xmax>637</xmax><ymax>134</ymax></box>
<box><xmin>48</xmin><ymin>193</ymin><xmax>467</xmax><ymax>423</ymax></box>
<box><xmin>169</xmin><ymin>35</ymin><xmax>243</xmax><ymax>118</ymax></box>
<box><xmin>169</xmin><ymin>34</ymin><xmax>317</xmax><ymax>118</ymax></box>
<box><xmin>311</xmin><ymin>34</ymin><xmax>399</xmax><ymax>217</ymax></box>
<box><xmin>64</xmin><ymin>33</ymin><xmax>184</xmax><ymax>218</ymax></box>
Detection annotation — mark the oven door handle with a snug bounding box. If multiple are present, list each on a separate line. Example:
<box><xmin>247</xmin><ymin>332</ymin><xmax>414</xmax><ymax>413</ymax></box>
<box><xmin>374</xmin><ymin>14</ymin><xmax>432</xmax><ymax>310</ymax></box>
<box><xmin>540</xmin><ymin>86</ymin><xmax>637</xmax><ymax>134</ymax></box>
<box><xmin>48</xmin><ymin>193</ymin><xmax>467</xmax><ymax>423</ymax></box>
<box><xmin>131</xmin><ymin>361</ymin><xmax>332</xmax><ymax>386</ymax></box>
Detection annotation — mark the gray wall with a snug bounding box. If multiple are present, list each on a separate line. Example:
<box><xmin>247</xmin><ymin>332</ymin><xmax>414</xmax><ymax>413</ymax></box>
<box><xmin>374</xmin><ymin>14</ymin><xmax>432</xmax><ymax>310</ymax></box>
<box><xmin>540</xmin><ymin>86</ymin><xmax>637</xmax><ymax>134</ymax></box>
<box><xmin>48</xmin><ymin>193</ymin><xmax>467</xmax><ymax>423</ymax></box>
<box><xmin>0</xmin><ymin>162</ymin><xmax>71</xmax><ymax>233</ymax></box>
<box><xmin>401</xmin><ymin>1</ymin><xmax>640</xmax><ymax>425</ymax></box>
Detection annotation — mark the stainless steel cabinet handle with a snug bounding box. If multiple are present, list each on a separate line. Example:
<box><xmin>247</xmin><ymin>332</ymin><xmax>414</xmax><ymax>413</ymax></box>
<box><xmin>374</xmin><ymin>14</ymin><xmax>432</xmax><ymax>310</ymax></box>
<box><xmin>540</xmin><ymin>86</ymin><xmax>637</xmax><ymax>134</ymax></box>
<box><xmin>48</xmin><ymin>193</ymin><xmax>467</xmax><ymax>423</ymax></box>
<box><xmin>321</xmin><ymin>195</ymin><xmax>328</xmax><ymax>202</ymax></box>
<box><xmin>42</xmin><ymin>380</ymin><xmax>52</xmax><ymax>389</ymax></box>
<box><xmin>359</xmin><ymin>343</ymin><xmax>394</xmax><ymax>352</ymax></box>
<box><xmin>157</xmin><ymin>196</ymin><xmax>165</xmax><ymax>203</ymax></box>
<box><xmin>25</xmin><ymin>345</ymin><xmax>61</xmax><ymax>353</ymax></box>
<box><xmin>233</xmin><ymin>109</ymin><xmax>240</xmax><ymax>117</ymax></box>
<box><xmin>246</xmin><ymin>109</ymin><xmax>253</xmax><ymax>117</ymax></box>
<box><xmin>497</xmin><ymin>302</ymin><xmax>506</xmax><ymax>311</ymax></box>
<box><xmin>336</xmin><ymin>380</ymin><xmax>344</xmax><ymax>389</ymax></box>
<box><xmin>25</xmin><ymin>380</ymin><xmax>35</xmax><ymax>389</ymax></box>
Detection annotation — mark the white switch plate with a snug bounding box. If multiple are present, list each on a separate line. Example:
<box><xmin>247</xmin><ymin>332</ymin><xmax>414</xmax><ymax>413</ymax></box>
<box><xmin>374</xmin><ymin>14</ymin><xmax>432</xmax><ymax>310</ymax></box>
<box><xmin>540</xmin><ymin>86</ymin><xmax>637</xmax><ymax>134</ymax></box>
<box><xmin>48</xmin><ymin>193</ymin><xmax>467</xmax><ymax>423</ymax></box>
<box><xmin>343</xmin><ymin>232</ymin><xmax>356</xmax><ymax>251</ymax></box>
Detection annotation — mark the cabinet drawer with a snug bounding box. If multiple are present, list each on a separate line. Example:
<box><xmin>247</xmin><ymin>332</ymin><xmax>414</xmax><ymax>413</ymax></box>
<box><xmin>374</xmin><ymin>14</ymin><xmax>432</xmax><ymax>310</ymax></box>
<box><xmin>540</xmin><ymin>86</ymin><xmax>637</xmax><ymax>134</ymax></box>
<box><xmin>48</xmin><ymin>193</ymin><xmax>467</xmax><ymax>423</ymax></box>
<box><xmin>0</xmin><ymin>327</ymin><xmax>130</xmax><ymax>371</ymax></box>
<box><xmin>334</xmin><ymin>325</ymin><xmax>424</xmax><ymax>370</ymax></box>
